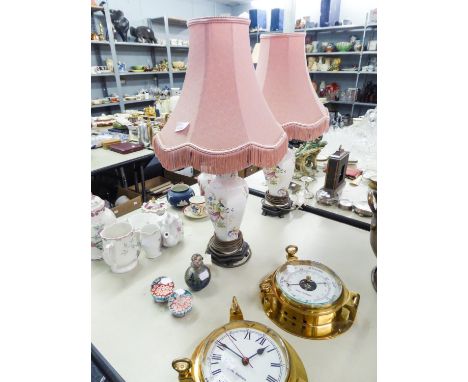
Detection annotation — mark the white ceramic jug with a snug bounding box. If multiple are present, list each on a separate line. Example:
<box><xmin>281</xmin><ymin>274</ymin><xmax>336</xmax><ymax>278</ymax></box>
<box><xmin>91</xmin><ymin>195</ymin><xmax>116</xmax><ymax>260</ymax></box>
<box><xmin>100</xmin><ymin>222</ymin><xmax>140</xmax><ymax>273</ymax></box>
<box><xmin>140</xmin><ymin>223</ymin><xmax>162</xmax><ymax>259</ymax></box>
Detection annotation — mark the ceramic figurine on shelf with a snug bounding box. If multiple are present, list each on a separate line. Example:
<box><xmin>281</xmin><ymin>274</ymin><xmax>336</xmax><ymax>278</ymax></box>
<box><xmin>312</xmin><ymin>41</ymin><xmax>319</xmax><ymax>53</ymax></box>
<box><xmin>184</xmin><ymin>254</ymin><xmax>211</xmax><ymax>292</ymax></box>
<box><xmin>109</xmin><ymin>9</ymin><xmax>129</xmax><ymax>41</ymax></box>
<box><xmin>105</xmin><ymin>58</ymin><xmax>113</xmax><ymax>72</ymax></box>
<box><xmin>98</xmin><ymin>23</ymin><xmax>105</xmax><ymax>41</ymax></box>
<box><xmin>307</xmin><ymin>57</ymin><xmax>318</xmax><ymax>71</ymax></box>
<box><xmin>130</xmin><ymin>26</ymin><xmax>158</xmax><ymax>44</ymax></box>
<box><xmin>354</xmin><ymin>40</ymin><xmax>363</xmax><ymax>52</ymax></box>
<box><xmin>330</xmin><ymin>58</ymin><xmax>341</xmax><ymax>71</ymax></box>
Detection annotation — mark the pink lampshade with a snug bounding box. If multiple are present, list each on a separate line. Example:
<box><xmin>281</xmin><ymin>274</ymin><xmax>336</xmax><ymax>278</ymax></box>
<box><xmin>256</xmin><ymin>33</ymin><xmax>329</xmax><ymax>141</ymax></box>
<box><xmin>153</xmin><ymin>17</ymin><xmax>288</xmax><ymax>175</ymax></box>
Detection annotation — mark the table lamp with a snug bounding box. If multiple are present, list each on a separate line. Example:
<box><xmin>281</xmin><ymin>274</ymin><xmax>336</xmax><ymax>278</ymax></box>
<box><xmin>153</xmin><ymin>17</ymin><xmax>288</xmax><ymax>267</ymax></box>
<box><xmin>256</xmin><ymin>33</ymin><xmax>330</xmax><ymax>216</ymax></box>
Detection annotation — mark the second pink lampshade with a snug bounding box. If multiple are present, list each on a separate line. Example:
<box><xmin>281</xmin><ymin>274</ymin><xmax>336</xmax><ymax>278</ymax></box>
<box><xmin>256</xmin><ymin>33</ymin><xmax>330</xmax><ymax>141</ymax></box>
<box><xmin>153</xmin><ymin>17</ymin><xmax>288</xmax><ymax>175</ymax></box>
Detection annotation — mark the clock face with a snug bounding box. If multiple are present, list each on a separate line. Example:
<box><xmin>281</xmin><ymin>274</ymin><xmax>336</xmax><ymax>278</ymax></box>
<box><xmin>275</xmin><ymin>262</ymin><xmax>343</xmax><ymax>307</ymax></box>
<box><xmin>201</xmin><ymin>327</ymin><xmax>289</xmax><ymax>382</ymax></box>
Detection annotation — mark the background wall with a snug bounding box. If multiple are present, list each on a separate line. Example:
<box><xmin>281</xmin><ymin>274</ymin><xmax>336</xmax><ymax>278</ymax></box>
<box><xmin>107</xmin><ymin>0</ymin><xmax>232</xmax><ymax>25</ymax></box>
<box><xmin>231</xmin><ymin>0</ymin><xmax>377</xmax><ymax>25</ymax></box>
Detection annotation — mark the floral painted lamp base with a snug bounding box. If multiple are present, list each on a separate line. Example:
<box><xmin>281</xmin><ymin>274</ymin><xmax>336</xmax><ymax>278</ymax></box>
<box><xmin>261</xmin><ymin>149</ymin><xmax>297</xmax><ymax>218</ymax></box>
<box><xmin>206</xmin><ymin>231</ymin><xmax>252</xmax><ymax>267</ymax></box>
<box><xmin>204</xmin><ymin>173</ymin><xmax>252</xmax><ymax>268</ymax></box>
<box><xmin>261</xmin><ymin>192</ymin><xmax>295</xmax><ymax>218</ymax></box>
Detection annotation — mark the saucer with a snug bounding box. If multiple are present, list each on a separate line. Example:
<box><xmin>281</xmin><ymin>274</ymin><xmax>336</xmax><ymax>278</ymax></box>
<box><xmin>183</xmin><ymin>206</ymin><xmax>208</xmax><ymax>219</ymax></box>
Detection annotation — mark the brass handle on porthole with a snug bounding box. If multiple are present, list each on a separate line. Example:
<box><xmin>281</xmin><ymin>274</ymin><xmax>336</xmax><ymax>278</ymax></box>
<box><xmin>285</xmin><ymin>245</ymin><xmax>299</xmax><ymax>261</ymax></box>
<box><xmin>344</xmin><ymin>292</ymin><xmax>360</xmax><ymax>321</ymax></box>
<box><xmin>172</xmin><ymin>358</ymin><xmax>194</xmax><ymax>381</ymax></box>
<box><xmin>367</xmin><ymin>190</ymin><xmax>377</xmax><ymax>214</ymax></box>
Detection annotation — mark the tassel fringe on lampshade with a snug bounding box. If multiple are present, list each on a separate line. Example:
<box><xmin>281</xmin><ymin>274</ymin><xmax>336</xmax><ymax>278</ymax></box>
<box><xmin>256</xmin><ymin>32</ymin><xmax>330</xmax><ymax>141</ymax></box>
<box><xmin>152</xmin><ymin>17</ymin><xmax>289</xmax><ymax>175</ymax></box>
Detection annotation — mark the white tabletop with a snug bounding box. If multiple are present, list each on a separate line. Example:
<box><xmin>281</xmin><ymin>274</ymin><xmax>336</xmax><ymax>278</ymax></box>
<box><xmin>91</xmin><ymin>147</ymin><xmax>155</xmax><ymax>173</ymax></box>
<box><xmin>245</xmin><ymin>170</ymin><xmax>372</xmax><ymax>224</ymax></box>
<box><xmin>91</xmin><ymin>185</ymin><xmax>376</xmax><ymax>382</ymax></box>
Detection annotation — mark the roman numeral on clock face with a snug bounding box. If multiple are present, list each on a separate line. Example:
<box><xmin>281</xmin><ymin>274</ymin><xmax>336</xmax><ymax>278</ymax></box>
<box><xmin>215</xmin><ymin>341</ymin><xmax>225</xmax><ymax>351</ymax></box>
<box><xmin>255</xmin><ymin>335</ymin><xmax>266</xmax><ymax>345</ymax></box>
<box><xmin>266</xmin><ymin>375</ymin><xmax>278</xmax><ymax>382</ymax></box>
<box><xmin>212</xmin><ymin>369</ymin><xmax>221</xmax><ymax>375</ymax></box>
<box><xmin>270</xmin><ymin>362</ymin><xmax>281</xmax><ymax>367</ymax></box>
<box><xmin>229</xmin><ymin>333</ymin><xmax>237</xmax><ymax>341</ymax></box>
<box><xmin>212</xmin><ymin>354</ymin><xmax>221</xmax><ymax>361</ymax></box>
<box><xmin>244</xmin><ymin>330</ymin><xmax>251</xmax><ymax>340</ymax></box>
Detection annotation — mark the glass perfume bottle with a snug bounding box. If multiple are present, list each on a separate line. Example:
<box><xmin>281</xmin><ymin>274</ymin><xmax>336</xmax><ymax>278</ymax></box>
<box><xmin>184</xmin><ymin>254</ymin><xmax>211</xmax><ymax>292</ymax></box>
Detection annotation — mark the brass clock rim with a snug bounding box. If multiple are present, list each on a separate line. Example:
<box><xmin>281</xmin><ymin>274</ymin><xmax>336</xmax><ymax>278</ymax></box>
<box><xmin>191</xmin><ymin>319</ymin><xmax>292</xmax><ymax>381</ymax></box>
<box><xmin>273</xmin><ymin>259</ymin><xmax>347</xmax><ymax>312</ymax></box>
<box><xmin>259</xmin><ymin>254</ymin><xmax>360</xmax><ymax>340</ymax></box>
<box><xmin>263</xmin><ymin>289</ymin><xmax>360</xmax><ymax>340</ymax></box>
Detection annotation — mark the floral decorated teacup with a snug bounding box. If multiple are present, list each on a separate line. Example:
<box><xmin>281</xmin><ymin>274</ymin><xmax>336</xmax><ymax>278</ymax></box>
<box><xmin>189</xmin><ymin>196</ymin><xmax>206</xmax><ymax>217</ymax></box>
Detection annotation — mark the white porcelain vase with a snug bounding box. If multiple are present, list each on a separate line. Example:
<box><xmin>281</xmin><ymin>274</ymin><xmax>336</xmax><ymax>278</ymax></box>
<box><xmin>204</xmin><ymin>173</ymin><xmax>249</xmax><ymax>241</ymax></box>
<box><xmin>197</xmin><ymin>172</ymin><xmax>216</xmax><ymax>196</ymax></box>
<box><xmin>91</xmin><ymin>195</ymin><xmax>116</xmax><ymax>260</ymax></box>
<box><xmin>263</xmin><ymin>148</ymin><xmax>295</xmax><ymax>197</ymax></box>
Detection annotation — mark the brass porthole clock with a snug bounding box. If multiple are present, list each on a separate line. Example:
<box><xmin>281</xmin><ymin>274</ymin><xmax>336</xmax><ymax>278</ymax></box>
<box><xmin>259</xmin><ymin>245</ymin><xmax>360</xmax><ymax>340</ymax></box>
<box><xmin>172</xmin><ymin>297</ymin><xmax>308</xmax><ymax>382</ymax></box>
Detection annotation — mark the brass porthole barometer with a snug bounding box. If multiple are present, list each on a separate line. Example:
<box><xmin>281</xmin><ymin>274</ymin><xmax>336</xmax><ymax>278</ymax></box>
<box><xmin>172</xmin><ymin>297</ymin><xmax>308</xmax><ymax>382</ymax></box>
<box><xmin>259</xmin><ymin>245</ymin><xmax>360</xmax><ymax>339</ymax></box>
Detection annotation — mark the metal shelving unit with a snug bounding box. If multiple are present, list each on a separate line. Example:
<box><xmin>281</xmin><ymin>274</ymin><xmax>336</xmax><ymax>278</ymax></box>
<box><xmin>299</xmin><ymin>14</ymin><xmax>377</xmax><ymax>117</ymax></box>
<box><xmin>119</xmin><ymin>71</ymin><xmax>170</xmax><ymax>76</ymax></box>
<box><xmin>91</xmin><ymin>5</ymin><xmax>189</xmax><ymax>114</ymax></box>
<box><xmin>149</xmin><ymin>16</ymin><xmax>189</xmax><ymax>90</ymax></box>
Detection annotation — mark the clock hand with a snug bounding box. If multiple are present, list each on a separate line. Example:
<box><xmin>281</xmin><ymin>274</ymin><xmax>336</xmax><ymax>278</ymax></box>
<box><xmin>247</xmin><ymin>346</ymin><xmax>269</xmax><ymax>360</ymax></box>
<box><xmin>224</xmin><ymin>331</ymin><xmax>253</xmax><ymax>368</ymax></box>
<box><xmin>217</xmin><ymin>341</ymin><xmax>244</xmax><ymax>361</ymax></box>
<box><xmin>287</xmin><ymin>282</ymin><xmax>327</xmax><ymax>286</ymax></box>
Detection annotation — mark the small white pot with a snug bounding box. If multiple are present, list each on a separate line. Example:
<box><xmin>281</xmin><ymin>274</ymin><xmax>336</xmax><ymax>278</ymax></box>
<box><xmin>205</xmin><ymin>173</ymin><xmax>249</xmax><ymax>241</ymax></box>
<box><xmin>263</xmin><ymin>148</ymin><xmax>295</xmax><ymax>197</ymax></box>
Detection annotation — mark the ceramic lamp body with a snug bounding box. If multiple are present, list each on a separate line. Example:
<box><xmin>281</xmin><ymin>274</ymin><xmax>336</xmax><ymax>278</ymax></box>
<box><xmin>263</xmin><ymin>148</ymin><xmax>295</xmax><ymax>197</ymax></box>
<box><xmin>204</xmin><ymin>173</ymin><xmax>249</xmax><ymax>241</ymax></box>
<box><xmin>197</xmin><ymin>172</ymin><xmax>216</xmax><ymax>196</ymax></box>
